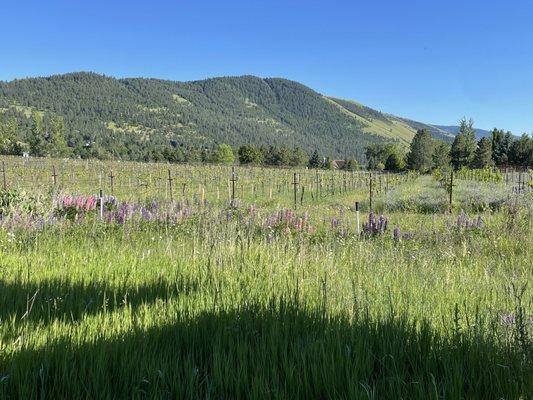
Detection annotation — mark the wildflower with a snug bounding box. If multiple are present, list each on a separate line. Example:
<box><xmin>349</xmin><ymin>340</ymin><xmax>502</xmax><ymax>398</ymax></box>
<box><xmin>455</xmin><ymin>210</ymin><xmax>483</xmax><ymax>230</ymax></box>
<box><xmin>500</xmin><ymin>313</ymin><xmax>516</xmax><ymax>327</ymax></box>
<box><xmin>363</xmin><ymin>212</ymin><xmax>388</xmax><ymax>236</ymax></box>
<box><xmin>140</xmin><ymin>207</ymin><xmax>152</xmax><ymax>221</ymax></box>
<box><xmin>393</xmin><ymin>226</ymin><xmax>400</xmax><ymax>241</ymax></box>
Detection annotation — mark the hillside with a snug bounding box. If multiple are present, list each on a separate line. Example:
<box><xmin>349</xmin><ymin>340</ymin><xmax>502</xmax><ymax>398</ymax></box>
<box><xmin>326</xmin><ymin>97</ymin><xmax>454</xmax><ymax>143</ymax></box>
<box><xmin>1</xmin><ymin>72</ymin><xmax>459</xmax><ymax>162</ymax></box>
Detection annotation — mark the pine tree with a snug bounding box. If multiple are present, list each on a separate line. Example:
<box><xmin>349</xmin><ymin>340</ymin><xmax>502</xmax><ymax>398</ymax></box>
<box><xmin>451</xmin><ymin>118</ymin><xmax>477</xmax><ymax>169</ymax></box>
<box><xmin>385</xmin><ymin>153</ymin><xmax>404</xmax><ymax>172</ymax></box>
<box><xmin>474</xmin><ymin>137</ymin><xmax>493</xmax><ymax>168</ymax></box>
<box><xmin>509</xmin><ymin>134</ymin><xmax>533</xmax><ymax>167</ymax></box>
<box><xmin>308</xmin><ymin>150</ymin><xmax>321</xmax><ymax>168</ymax></box>
<box><xmin>491</xmin><ymin>129</ymin><xmax>512</xmax><ymax>166</ymax></box>
<box><xmin>406</xmin><ymin>129</ymin><xmax>434</xmax><ymax>172</ymax></box>
<box><xmin>432</xmin><ymin>141</ymin><xmax>451</xmax><ymax>170</ymax></box>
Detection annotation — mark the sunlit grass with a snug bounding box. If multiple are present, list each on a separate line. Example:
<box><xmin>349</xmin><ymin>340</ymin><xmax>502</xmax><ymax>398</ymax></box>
<box><xmin>0</xmin><ymin>158</ymin><xmax>531</xmax><ymax>398</ymax></box>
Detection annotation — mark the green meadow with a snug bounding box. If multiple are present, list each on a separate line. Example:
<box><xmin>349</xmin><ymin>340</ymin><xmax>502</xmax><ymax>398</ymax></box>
<box><xmin>0</xmin><ymin>158</ymin><xmax>531</xmax><ymax>399</ymax></box>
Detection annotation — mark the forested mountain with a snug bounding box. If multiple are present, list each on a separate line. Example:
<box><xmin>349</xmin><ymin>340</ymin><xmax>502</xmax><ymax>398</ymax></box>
<box><xmin>0</xmin><ymin>72</ymin><xmax>474</xmax><ymax>162</ymax></box>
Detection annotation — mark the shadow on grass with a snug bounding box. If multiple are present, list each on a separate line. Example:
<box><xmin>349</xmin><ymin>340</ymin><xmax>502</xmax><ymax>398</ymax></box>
<box><xmin>0</xmin><ymin>275</ymin><xmax>198</xmax><ymax>324</ymax></box>
<box><xmin>0</xmin><ymin>299</ymin><xmax>529</xmax><ymax>399</ymax></box>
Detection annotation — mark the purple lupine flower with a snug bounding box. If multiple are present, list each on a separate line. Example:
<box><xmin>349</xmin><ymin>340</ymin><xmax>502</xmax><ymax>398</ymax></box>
<box><xmin>140</xmin><ymin>207</ymin><xmax>152</xmax><ymax>221</ymax></box>
<box><xmin>363</xmin><ymin>212</ymin><xmax>389</xmax><ymax>236</ymax></box>
<box><xmin>455</xmin><ymin>210</ymin><xmax>483</xmax><ymax>231</ymax></box>
<box><xmin>500</xmin><ymin>313</ymin><xmax>516</xmax><ymax>327</ymax></box>
<box><xmin>393</xmin><ymin>226</ymin><xmax>400</xmax><ymax>241</ymax></box>
<box><xmin>116</xmin><ymin>209</ymin><xmax>126</xmax><ymax>224</ymax></box>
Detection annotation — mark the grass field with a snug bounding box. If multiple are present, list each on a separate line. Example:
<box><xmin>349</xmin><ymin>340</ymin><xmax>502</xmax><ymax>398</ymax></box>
<box><xmin>0</xmin><ymin>156</ymin><xmax>531</xmax><ymax>398</ymax></box>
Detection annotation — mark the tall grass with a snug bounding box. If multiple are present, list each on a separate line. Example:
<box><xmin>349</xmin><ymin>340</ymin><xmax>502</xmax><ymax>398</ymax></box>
<box><xmin>0</xmin><ymin>206</ymin><xmax>531</xmax><ymax>398</ymax></box>
<box><xmin>0</xmin><ymin>157</ymin><xmax>530</xmax><ymax>397</ymax></box>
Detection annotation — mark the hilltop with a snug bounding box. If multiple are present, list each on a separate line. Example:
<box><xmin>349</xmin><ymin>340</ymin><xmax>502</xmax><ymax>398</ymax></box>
<box><xmin>1</xmin><ymin>72</ymin><xmax>461</xmax><ymax>161</ymax></box>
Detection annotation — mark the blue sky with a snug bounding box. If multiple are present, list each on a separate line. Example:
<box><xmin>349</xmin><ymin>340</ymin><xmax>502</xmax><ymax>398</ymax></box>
<box><xmin>1</xmin><ymin>0</ymin><xmax>532</xmax><ymax>134</ymax></box>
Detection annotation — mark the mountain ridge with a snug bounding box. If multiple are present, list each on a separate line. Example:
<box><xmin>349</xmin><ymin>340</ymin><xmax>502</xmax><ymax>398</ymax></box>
<box><xmin>0</xmin><ymin>72</ymin><xmax>486</xmax><ymax>162</ymax></box>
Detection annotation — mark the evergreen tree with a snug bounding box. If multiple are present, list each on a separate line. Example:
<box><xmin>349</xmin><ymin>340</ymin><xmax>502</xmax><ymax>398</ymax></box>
<box><xmin>474</xmin><ymin>137</ymin><xmax>493</xmax><ymax>168</ymax></box>
<box><xmin>385</xmin><ymin>153</ymin><xmax>403</xmax><ymax>172</ymax></box>
<box><xmin>307</xmin><ymin>150</ymin><xmax>321</xmax><ymax>168</ymax></box>
<box><xmin>450</xmin><ymin>118</ymin><xmax>477</xmax><ymax>169</ymax></box>
<box><xmin>509</xmin><ymin>134</ymin><xmax>533</xmax><ymax>167</ymax></box>
<box><xmin>406</xmin><ymin>129</ymin><xmax>434</xmax><ymax>172</ymax></box>
<box><xmin>491</xmin><ymin>128</ymin><xmax>512</xmax><ymax>166</ymax></box>
<box><xmin>432</xmin><ymin>141</ymin><xmax>451</xmax><ymax>170</ymax></box>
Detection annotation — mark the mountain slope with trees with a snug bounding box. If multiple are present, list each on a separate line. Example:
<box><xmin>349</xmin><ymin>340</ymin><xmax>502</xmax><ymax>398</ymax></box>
<box><xmin>1</xmin><ymin>72</ymin><xmax>475</xmax><ymax>163</ymax></box>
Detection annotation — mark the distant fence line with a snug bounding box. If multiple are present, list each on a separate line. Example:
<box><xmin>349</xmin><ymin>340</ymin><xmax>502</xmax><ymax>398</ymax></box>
<box><xmin>2</xmin><ymin>156</ymin><xmax>529</xmax><ymax>211</ymax></box>
<box><xmin>0</xmin><ymin>156</ymin><xmax>414</xmax><ymax>206</ymax></box>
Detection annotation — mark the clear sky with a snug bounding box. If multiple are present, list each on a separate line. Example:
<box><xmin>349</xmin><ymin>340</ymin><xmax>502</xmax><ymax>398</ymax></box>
<box><xmin>1</xmin><ymin>0</ymin><xmax>532</xmax><ymax>134</ymax></box>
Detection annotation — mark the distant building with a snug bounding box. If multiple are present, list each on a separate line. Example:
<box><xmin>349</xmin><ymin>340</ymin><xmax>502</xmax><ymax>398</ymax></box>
<box><xmin>331</xmin><ymin>160</ymin><xmax>346</xmax><ymax>170</ymax></box>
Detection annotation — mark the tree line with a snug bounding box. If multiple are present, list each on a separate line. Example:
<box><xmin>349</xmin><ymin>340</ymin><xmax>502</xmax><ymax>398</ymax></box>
<box><xmin>404</xmin><ymin>118</ymin><xmax>532</xmax><ymax>172</ymax></box>
<box><xmin>358</xmin><ymin>118</ymin><xmax>531</xmax><ymax>172</ymax></box>
<box><xmin>1</xmin><ymin>113</ymin><xmax>531</xmax><ymax>171</ymax></box>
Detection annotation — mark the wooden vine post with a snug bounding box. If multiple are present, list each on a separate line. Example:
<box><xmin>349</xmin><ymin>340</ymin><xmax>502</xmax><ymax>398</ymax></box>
<box><xmin>292</xmin><ymin>173</ymin><xmax>299</xmax><ymax>209</ymax></box>
<box><xmin>1</xmin><ymin>161</ymin><xmax>6</xmax><ymax>191</ymax></box>
<box><xmin>109</xmin><ymin>170</ymin><xmax>115</xmax><ymax>196</ymax></box>
<box><xmin>52</xmin><ymin>165</ymin><xmax>58</xmax><ymax>186</ymax></box>
<box><xmin>230</xmin><ymin>166</ymin><xmax>237</xmax><ymax>205</ymax></box>
<box><xmin>167</xmin><ymin>169</ymin><xmax>174</xmax><ymax>201</ymax></box>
